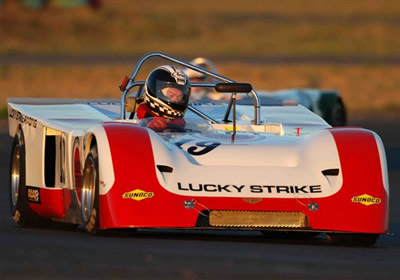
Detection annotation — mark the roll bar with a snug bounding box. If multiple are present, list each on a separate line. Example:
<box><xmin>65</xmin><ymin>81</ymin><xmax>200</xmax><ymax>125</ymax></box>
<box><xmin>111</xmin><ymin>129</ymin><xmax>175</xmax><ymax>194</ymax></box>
<box><xmin>120</xmin><ymin>52</ymin><xmax>261</xmax><ymax>125</ymax></box>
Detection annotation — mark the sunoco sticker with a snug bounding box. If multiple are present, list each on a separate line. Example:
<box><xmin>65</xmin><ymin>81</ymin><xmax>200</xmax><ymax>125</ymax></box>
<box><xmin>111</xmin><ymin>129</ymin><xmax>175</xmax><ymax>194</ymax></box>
<box><xmin>351</xmin><ymin>194</ymin><xmax>381</xmax><ymax>206</ymax></box>
<box><xmin>122</xmin><ymin>189</ymin><xmax>154</xmax><ymax>201</ymax></box>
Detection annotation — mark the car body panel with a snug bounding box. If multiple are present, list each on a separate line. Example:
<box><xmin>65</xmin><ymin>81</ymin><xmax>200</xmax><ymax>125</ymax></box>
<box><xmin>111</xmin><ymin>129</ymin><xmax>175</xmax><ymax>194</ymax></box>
<box><xmin>6</xmin><ymin>53</ymin><xmax>386</xmax><ymax>237</ymax></box>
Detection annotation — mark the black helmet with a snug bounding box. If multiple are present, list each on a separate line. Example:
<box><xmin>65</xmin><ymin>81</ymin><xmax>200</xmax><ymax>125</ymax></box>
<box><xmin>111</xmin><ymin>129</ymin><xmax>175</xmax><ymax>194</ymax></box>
<box><xmin>144</xmin><ymin>65</ymin><xmax>191</xmax><ymax>118</ymax></box>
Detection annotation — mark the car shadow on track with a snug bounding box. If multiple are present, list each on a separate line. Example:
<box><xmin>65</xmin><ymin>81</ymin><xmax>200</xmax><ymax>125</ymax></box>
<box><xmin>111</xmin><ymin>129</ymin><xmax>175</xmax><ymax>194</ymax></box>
<box><xmin>69</xmin><ymin>227</ymin><xmax>395</xmax><ymax>248</ymax></box>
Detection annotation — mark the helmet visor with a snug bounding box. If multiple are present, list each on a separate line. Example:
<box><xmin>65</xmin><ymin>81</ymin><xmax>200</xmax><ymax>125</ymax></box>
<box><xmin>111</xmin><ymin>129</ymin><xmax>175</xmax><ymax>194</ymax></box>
<box><xmin>156</xmin><ymin>80</ymin><xmax>190</xmax><ymax>105</ymax></box>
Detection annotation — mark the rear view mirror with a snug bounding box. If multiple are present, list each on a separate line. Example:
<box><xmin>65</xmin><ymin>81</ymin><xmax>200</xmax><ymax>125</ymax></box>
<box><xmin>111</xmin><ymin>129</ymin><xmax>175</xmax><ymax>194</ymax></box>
<box><xmin>215</xmin><ymin>83</ymin><xmax>252</xmax><ymax>93</ymax></box>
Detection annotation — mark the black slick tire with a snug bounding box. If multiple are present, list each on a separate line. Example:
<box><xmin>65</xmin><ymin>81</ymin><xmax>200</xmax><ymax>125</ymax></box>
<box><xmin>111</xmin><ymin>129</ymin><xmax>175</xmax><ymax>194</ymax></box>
<box><xmin>326</xmin><ymin>233</ymin><xmax>379</xmax><ymax>247</ymax></box>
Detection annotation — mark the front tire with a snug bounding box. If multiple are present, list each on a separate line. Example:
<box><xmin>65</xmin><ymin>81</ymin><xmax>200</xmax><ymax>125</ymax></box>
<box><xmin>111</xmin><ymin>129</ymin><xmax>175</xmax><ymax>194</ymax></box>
<box><xmin>9</xmin><ymin>128</ymin><xmax>38</xmax><ymax>227</ymax></box>
<box><xmin>326</xmin><ymin>233</ymin><xmax>379</xmax><ymax>246</ymax></box>
<box><xmin>81</xmin><ymin>144</ymin><xmax>100</xmax><ymax>234</ymax></box>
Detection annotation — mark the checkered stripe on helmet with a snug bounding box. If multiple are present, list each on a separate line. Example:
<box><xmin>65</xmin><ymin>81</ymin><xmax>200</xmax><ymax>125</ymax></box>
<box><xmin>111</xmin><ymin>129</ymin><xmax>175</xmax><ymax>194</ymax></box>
<box><xmin>144</xmin><ymin>93</ymin><xmax>184</xmax><ymax>118</ymax></box>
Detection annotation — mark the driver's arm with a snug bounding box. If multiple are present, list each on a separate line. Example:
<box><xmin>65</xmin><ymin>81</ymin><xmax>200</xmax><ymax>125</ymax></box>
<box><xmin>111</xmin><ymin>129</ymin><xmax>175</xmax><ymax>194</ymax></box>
<box><xmin>146</xmin><ymin>118</ymin><xmax>168</xmax><ymax>132</ymax></box>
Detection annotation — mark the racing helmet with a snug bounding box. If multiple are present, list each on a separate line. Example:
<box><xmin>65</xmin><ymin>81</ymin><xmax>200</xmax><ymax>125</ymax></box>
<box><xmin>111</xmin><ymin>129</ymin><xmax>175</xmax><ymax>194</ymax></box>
<box><xmin>144</xmin><ymin>65</ymin><xmax>191</xmax><ymax>118</ymax></box>
<box><xmin>184</xmin><ymin>57</ymin><xmax>218</xmax><ymax>82</ymax></box>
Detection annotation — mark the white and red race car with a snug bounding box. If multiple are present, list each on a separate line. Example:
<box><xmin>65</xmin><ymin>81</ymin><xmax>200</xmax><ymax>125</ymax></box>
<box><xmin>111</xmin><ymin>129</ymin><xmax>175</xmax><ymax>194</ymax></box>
<box><xmin>8</xmin><ymin>52</ymin><xmax>388</xmax><ymax>245</ymax></box>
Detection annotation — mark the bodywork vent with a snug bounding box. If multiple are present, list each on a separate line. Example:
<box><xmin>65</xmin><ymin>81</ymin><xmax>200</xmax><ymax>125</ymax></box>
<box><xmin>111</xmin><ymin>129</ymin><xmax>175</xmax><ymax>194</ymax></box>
<box><xmin>209</xmin><ymin>211</ymin><xmax>308</xmax><ymax>228</ymax></box>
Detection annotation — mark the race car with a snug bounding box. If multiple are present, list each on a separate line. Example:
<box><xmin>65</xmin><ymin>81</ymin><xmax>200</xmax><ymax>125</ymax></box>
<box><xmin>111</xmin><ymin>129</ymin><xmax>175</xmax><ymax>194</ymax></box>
<box><xmin>256</xmin><ymin>89</ymin><xmax>347</xmax><ymax>127</ymax></box>
<box><xmin>191</xmin><ymin>88</ymin><xmax>346</xmax><ymax>127</ymax></box>
<box><xmin>8</xmin><ymin>52</ymin><xmax>388</xmax><ymax>246</ymax></box>
<box><xmin>184</xmin><ymin>57</ymin><xmax>347</xmax><ymax>127</ymax></box>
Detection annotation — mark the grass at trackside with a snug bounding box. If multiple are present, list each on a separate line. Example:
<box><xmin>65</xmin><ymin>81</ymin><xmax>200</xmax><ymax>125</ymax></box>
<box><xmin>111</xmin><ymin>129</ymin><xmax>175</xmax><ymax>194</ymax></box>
<box><xmin>0</xmin><ymin>107</ymin><xmax>7</xmax><ymax>119</ymax></box>
<box><xmin>2</xmin><ymin>64</ymin><xmax>400</xmax><ymax>112</ymax></box>
<box><xmin>1</xmin><ymin>0</ymin><xmax>399</xmax><ymax>115</ymax></box>
<box><xmin>0</xmin><ymin>0</ymin><xmax>400</xmax><ymax>58</ymax></box>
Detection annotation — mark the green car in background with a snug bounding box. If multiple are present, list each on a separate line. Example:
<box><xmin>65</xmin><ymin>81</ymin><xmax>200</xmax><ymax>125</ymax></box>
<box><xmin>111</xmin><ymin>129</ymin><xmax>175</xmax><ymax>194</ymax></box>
<box><xmin>255</xmin><ymin>89</ymin><xmax>347</xmax><ymax>127</ymax></box>
<box><xmin>192</xmin><ymin>89</ymin><xmax>347</xmax><ymax>127</ymax></box>
<box><xmin>186</xmin><ymin>58</ymin><xmax>347</xmax><ymax>127</ymax></box>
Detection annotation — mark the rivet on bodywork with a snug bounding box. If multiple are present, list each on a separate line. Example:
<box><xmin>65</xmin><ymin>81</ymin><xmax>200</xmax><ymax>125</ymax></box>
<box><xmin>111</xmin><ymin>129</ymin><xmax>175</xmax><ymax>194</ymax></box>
<box><xmin>308</xmin><ymin>202</ymin><xmax>319</xmax><ymax>212</ymax></box>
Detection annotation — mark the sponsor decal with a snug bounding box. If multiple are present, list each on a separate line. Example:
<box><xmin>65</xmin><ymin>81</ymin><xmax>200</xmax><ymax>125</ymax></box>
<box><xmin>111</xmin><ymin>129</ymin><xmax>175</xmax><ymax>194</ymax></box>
<box><xmin>351</xmin><ymin>194</ymin><xmax>382</xmax><ymax>206</ymax></box>
<box><xmin>177</xmin><ymin>183</ymin><xmax>322</xmax><ymax>194</ymax></box>
<box><xmin>27</xmin><ymin>186</ymin><xmax>41</xmax><ymax>204</ymax></box>
<box><xmin>122</xmin><ymin>189</ymin><xmax>154</xmax><ymax>201</ymax></box>
<box><xmin>9</xmin><ymin>109</ymin><xmax>37</xmax><ymax>128</ymax></box>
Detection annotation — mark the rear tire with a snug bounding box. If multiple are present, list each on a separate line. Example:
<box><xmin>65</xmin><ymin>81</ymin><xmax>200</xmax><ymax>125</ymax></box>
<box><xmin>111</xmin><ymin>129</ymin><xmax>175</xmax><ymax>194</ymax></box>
<box><xmin>9</xmin><ymin>128</ymin><xmax>38</xmax><ymax>227</ymax></box>
<box><xmin>81</xmin><ymin>144</ymin><xmax>100</xmax><ymax>234</ymax></box>
<box><xmin>330</xmin><ymin>100</ymin><xmax>347</xmax><ymax>127</ymax></box>
<box><xmin>326</xmin><ymin>233</ymin><xmax>379</xmax><ymax>246</ymax></box>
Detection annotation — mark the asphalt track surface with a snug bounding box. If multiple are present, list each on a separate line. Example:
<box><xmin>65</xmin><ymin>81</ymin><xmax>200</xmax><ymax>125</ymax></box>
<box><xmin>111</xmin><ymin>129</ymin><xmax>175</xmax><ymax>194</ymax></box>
<box><xmin>0</xmin><ymin>114</ymin><xmax>399</xmax><ymax>280</ymax></box>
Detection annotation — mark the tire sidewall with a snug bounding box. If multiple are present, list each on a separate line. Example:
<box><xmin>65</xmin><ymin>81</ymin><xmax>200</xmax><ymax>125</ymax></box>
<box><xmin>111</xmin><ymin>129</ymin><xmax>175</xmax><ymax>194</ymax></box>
<box><xmin>331</xmin><ymin>100</ymin><xmax>347</xmax><ymax>127</ymax></box>
<box><xmin>9</xmin><ymin>128</ymin><xmax>29</xmax><ymax>224</ymax></box>
<box><xmin>82</xmin><ymin>145</ymin><xmax>100</xmax><ymax>233</ymax></box>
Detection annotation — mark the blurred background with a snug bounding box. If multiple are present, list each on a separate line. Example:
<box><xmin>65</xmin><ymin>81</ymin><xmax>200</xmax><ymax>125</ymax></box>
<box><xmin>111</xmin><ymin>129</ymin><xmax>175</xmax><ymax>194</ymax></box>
<box><xmin>0</xmin><ymin>0</ymin><xmax>399</xmax><ymax>118</ymax></box>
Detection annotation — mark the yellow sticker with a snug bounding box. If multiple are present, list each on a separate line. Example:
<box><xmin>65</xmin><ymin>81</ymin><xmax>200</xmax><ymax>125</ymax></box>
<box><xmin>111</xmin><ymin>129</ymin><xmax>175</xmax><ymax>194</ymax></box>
<box><xmin>351</xmin><ymin>194</ymin><xmax>381</xmax><ymax>206</ymax></box>
<box><xmin>27</xmin><ymin>187</ymin><xmax>41</xmax><ymax>203</ymax></box>
<box><xmin>122</xmin><ymin>189</ymin><xmax>154</xmax><ymax>201</ymax></box>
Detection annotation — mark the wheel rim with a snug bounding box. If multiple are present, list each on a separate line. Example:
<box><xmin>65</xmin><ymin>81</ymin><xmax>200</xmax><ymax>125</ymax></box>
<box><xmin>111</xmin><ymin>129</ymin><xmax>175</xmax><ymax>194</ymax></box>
<box><xmin>11</xmin><ymin>145</ymin><xmax>20</xmax><ymax>207</ymax></box>
<box><xmin>81</xmin><ymin>157</ymin><xmax>96</xmax><ymax>223</ymax></box>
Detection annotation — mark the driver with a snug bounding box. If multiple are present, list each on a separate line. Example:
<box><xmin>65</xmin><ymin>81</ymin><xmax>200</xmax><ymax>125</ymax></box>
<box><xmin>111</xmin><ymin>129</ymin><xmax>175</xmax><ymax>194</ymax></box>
<box><xmin>184</xmin><ymin>57</ymin><xmax>218</xmax><ymax>96</ymax></box>
<box><xmin>136</xmin><ymin>65</ymin><xmax>191</xmax><ymax>132</ymax></box>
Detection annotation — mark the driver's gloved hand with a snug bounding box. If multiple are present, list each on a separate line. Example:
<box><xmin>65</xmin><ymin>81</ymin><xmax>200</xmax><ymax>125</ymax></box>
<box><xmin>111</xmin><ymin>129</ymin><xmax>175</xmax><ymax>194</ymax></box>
<box><xmin>147</xmin><ymin>118</ymin><xmax>167</xmax><ymax>132</ymax></box>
